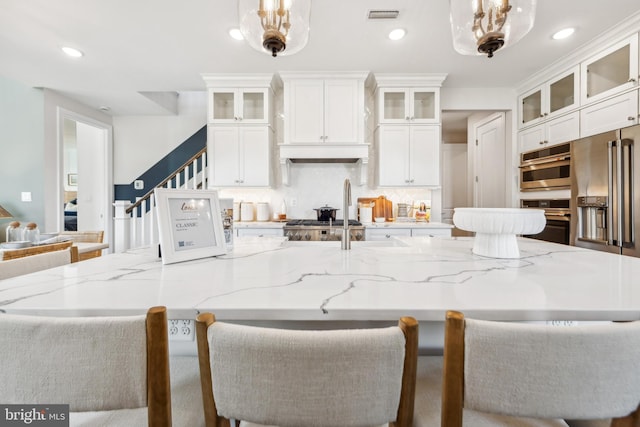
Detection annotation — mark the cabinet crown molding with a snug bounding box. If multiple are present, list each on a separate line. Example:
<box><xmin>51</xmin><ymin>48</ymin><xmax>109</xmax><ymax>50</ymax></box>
<box><xmin>373</xmin><ymin>73</ymin><xmax>448</xmax><ymax>89</ymax></box>
<box><xmin>201</xmin><ymin>73</ymin><xmax>281</xmax><ymax>89</ymax></box>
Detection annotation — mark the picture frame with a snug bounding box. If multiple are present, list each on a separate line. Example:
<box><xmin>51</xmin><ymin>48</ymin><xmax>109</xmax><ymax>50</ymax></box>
<box><xmin>154</xmin><ymin>188</ymin><xmax>227</xmax><ymax>264</ymax></box>
<box><xmin>68</xmin><ymin>173</ymin><xmax>78</xmax><ymax>186</ymax></box>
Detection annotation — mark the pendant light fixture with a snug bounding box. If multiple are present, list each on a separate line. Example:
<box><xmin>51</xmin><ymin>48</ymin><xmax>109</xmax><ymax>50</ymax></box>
<box><xmin>238</xmin><ymin>0</ymin><xmax>311</xmax><ymax>57</ymax></box>
<box><xmin>449</xmin><ymin>0</ymin><xmax>536</xmax><ymax>58</ymax></box>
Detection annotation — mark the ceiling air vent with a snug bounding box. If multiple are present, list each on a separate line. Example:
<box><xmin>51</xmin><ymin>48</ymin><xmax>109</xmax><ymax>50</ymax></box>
<box><xmin>367</xmin><ymin>10</ymin><xmax>399</xmax><ymax>20</ymax></box>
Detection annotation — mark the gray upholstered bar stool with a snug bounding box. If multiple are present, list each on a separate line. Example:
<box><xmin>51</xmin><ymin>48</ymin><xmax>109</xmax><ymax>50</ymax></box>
<box><xmin>196</xmin><ymin>313</ymin><xmax>419</xmax><ymax>427</ymax></box>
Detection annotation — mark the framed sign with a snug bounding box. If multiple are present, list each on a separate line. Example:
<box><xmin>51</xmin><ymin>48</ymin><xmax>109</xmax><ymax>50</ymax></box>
<box><xmin>154</xmin><ymin>188</ymin><xmax>227</xmax><ymax>264</ymax></box>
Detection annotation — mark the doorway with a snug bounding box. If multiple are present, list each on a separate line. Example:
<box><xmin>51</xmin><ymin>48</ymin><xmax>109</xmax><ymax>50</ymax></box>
<box><xmin>58</xmin><ymin>108</ymin><xmax>113</xmax><ymax>249</ymax></box>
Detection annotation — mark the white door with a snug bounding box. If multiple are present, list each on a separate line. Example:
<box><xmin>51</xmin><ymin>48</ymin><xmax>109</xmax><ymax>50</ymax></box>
<box><xmin>76</xmin><ymin>122</ymin><xmax>108</xmax><ymax>234</ymax></box>
<box><xmin>473</xmin><ymin>113</ymin><xmax>506</xmax><ymax>208</ymax></box>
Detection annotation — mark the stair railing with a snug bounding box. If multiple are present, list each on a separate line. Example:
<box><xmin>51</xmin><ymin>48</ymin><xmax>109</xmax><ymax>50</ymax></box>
<box><xmin>113</xmin><ymin>147</ymin><xmax>207</xmax><ymax>252</ymax></box>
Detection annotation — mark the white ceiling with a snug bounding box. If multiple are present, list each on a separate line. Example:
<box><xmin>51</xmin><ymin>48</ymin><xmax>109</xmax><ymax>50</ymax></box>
<box><xmin>2</xmin><ymin>0</ymin><xmax>640</xmax><ymax>116</ymax></box>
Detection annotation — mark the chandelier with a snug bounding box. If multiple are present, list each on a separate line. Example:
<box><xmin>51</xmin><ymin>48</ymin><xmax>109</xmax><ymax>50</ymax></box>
<box><xmin>449</xmin><ymin>0</ymin><xmax>536</xmax><ymax>58</ymax></box>
<box><xmin>239</xmin><ymin>0</ymin><xmax>311</xmax><ymax>57</ymax></box>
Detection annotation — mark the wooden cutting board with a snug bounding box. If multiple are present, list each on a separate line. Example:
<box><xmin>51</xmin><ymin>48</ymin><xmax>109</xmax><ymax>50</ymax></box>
<box><xmin>357</xmin><ymin>196</ymin><xmax>393</xmax><ymax>220</ymax></box>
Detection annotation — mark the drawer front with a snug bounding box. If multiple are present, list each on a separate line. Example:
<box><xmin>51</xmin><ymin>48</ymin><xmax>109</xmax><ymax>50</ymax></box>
<box><xmin>411</xmin><ymin>228</ymin><xmax>451</xmax><ymax>237</ymax></box>
<box><xmin>365</xmin><ymin>228</ymin><xmax>411</xmax><ymax>240</ymax></box>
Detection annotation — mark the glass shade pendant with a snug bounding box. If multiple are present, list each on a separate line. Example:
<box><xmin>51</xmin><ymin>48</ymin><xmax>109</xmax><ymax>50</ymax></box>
<box><xmin>239</xmin><ymin>0</ymin><xmax>311</xmax><ymax>57</ymax></box>
<box><xmin>449</xmin><ymin>0</ymin><xmax>536</xmax><ymax>58</ymax></box>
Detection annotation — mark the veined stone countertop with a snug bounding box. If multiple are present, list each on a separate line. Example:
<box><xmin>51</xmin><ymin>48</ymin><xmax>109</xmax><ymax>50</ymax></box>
<box><xmin>1</xmin><ymin>236</ymin><xmax>640</xmax><ymax>323</ymax></box>
<box><xmin>362</xmin><ymin>221</ymin><xmax>453</xmax><ymax>229</ymax></box>
<box><xmin>233</xmin><ymin>221</ymin><xmax>288</xmax><ymax>228</ymax></box>
<box><xmin>233</xmin><ymin>221</ymin><xmax>453</xmax><ymax>229</ymax></box>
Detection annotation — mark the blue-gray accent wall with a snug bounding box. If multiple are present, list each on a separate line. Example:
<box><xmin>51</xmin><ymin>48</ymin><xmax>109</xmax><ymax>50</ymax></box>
<box><xmin>114</xmin><ymin>125</ymin><xmax>207</xmax><ymax>203</ymax></box>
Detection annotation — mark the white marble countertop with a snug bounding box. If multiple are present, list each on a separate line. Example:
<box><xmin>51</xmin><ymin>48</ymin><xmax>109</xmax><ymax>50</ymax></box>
<box><xmin>233</xmin><ymin>221</ymin><xmax>453</xmax><ymax>229</ymax></box>
<box><xmin>233</xmin><ymin>221</ymin><xmax>287</xmax><ymax>228</ymax></box>
<box><xmin>362</xmin><ymin>221</ymin><xmax>453</xmax><ymax>229</ymax></box>
<box><xmin>2</xmin><ymin>236</ymin><xmax>640</xmax><ymax>323</ymax></box>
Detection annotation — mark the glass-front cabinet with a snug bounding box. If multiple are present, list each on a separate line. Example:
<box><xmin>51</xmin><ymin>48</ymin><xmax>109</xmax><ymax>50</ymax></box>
<box><xmin>378</xmin><ymin>88</ymin><xmax>439</xmax><ymax>124</ymax></box>
<box><xmin>209</xmin><ymin>88</ymin><xmax>270</xmax><ymax>124</ymax></box>
<box><xmin>519</xmin><ymin>66</ymin><xmax>579</xmax><ymax>128</ymax></box>
<box><xmin>580</xmin><ymin>34</ymin><xmax>639</xmax><ymax>105</ymax></box>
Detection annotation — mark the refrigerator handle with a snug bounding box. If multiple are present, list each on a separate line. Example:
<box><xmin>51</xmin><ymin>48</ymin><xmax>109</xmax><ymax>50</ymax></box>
<box><xmin>616</xmin><ymin>139</ymin><xmax>624</xmax><ymax>248</ymax></box>
<box><xmin>622</xmin><ymin>139</ymin><xmax>634</xmax><ymax>247</ymax></box>
<box><xmin>607</xmin><ymin>140</ymin><xmax>615</xmax><ymax>245</ymax></box>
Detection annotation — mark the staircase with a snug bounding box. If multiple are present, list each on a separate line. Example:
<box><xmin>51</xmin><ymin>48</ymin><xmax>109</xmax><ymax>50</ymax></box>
<box><xmin>113</xmin><ymin>127</ymin><xmax>209</xmax><ymax>252</ymax></box>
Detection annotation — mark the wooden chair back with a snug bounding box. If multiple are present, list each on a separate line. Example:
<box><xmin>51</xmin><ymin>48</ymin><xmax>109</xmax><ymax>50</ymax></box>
<box><xmin>1</xmin><ymin>240</ymin><xmax>75</xmax><ymax>261</ymax></box>
<box><xmin>0</xmin><ymin>247</ymin><xmax>76</xmax><ymax>280</ymax></box>
<box><xmin>196</xmin><ymin>314</ymin><xmax>418</xmax><ymax>427</ymax></box>
<box><xmin>442</xmin><ymin>310</ymin><xmax>640</xmax><ymax>427</ymax></box>
<box><xmin>59</xmin><ymin>231</ymin><xmax>104</xmax><ymax>260</ymax></box>
<box><xmin>0</xmin><ymin>306</ymin><xmax>171</xmax><ymax>426</ymax></box>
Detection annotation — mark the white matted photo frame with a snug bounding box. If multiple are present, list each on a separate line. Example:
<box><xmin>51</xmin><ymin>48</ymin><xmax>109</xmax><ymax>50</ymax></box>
<box><xmin>154</xmin><ymin>188</ymin><xmax>227</xmax><ymax>264</ymax></box>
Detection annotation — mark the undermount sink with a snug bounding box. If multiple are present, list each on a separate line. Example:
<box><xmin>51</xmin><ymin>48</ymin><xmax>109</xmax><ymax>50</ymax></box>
<box><xmin>453</xmin><ymin>208</ymin><xmax>546</xmax><ymax>258</ymax></box>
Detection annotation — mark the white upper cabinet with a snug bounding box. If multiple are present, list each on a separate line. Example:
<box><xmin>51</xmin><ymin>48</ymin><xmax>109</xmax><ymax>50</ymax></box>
<box><xmin>519</xmin><ymin>111</ymin><xmax>580</xmax><ymax>154</ymax></box>
<box><xmin>280</xmin><ymin>72</ymin><xmax>369</xmax><ymax>145</ymax></box>
<box><xmin>209</xmin><ymin>88</ymin><xmax>270</xmax><ymax>124</ymax></box>
<box><xmin>208</xmin><ymin>126</ymin><xmax>272</xmax><ymax>187</ymax></box>
<box><xmin>377</xmin><ymin>125</ymin><xmax>440</xmax><ymax>187</ymax></box>
<box><xmin>518</xmin><ymin>66</ymin><xmax>580</xmax><ymax>129</ymax></box>
<box><xmin>202</xmin><ymin>73</ymin><xmax>278</xmax><ymax>125</ymax></box>
<box><xmin>580</xmin><ymin>33</ymin><xmax>639</xmax><ymax>105</ymax></box>
<box><xmin>378</xmin><ymin>88</ymin><xmax>439</xmax><ymax>124</ymax></box>
<box><xmin>580</xmin><ymin>89</ymin><xmax>639</xmax><ymax>137</ymax></box>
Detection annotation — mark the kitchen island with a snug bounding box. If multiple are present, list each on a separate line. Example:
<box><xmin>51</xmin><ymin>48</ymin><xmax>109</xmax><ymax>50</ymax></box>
<box><xmin>1</xmin><ymin>235</ymin><xmax>639</xmax><ymax>323</ymax></box>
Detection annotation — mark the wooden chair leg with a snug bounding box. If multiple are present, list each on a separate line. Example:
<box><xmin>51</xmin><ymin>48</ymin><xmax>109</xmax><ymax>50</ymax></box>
<box><xmin>442</xmin><ymin>311</ymin><xmax>465</xmax><ymax>427</ymax></box>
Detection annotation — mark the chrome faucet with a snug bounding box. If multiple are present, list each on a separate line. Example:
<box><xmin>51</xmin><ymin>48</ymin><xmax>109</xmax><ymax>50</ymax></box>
<box><xmin>341</xmin><ymin>178</ymin><xmax>351</xmax><ymax>250</ymax></box>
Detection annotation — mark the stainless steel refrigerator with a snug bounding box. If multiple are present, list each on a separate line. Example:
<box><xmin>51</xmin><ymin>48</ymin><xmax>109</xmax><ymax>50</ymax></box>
<box><xmin>570</xmin><ymin>124</ymin><xmax>640</xmax><ymax>257</ymax></box>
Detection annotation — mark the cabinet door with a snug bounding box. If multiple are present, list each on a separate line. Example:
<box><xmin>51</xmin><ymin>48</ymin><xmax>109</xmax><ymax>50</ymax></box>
<box><xmin>580</xmin><ymin>90</ymin><xmax>639</xmax><ymax>137</ymax></box>
<box><xmin>209</xmin><ymin>126</ymin><xmax>240</xmax><ymax>186</ymax></box>
<box><xmin>518</xmin><ymin>124</ymin><xmax>546</xmax><ymax>153</ymax></box>
<box><xmin>378</xmin><ymin>126</ymin><xmax>410</xmax><ymax>186</ymax></box>
<box><xmin>519</xmin><ymin>86</ymin><xmax>545</xmax><ymax>128</ymax></box>
<box><xmin>239</xmin><ymin>88</ymin><xmax>269</xmax><ymax>123</ymax></box>
<box><xmin>209</xmin><ymin>89</ymin><xmax>238</xmax><ymax>123</ymax></box>
<box><xmin>378</xmin><ymin>88</ymin><xmax>409</xmax><ymax>123</ymax></box>
<box><xmin>581</xmin><ymin>34</ymin><xmax>639</xmax><ymax>105</ymax></box>
<box><xmin>239</xmin><ymin>127</ymin><xmax>271</xmax><ymax>186</ymax></box>
<box><xmin>548</xmin><ymin>66</ymin><xmax>579</xmax><ymax>118</ymax></box>
<box><xmin>409</xmin><ymin>126</ymin><xmax>440</xmax><ymax>186</ymax></box>
<box><xmin>324</xmin><ymin>79</ymin><xmax>360</xmax><ymax>143</ymax></box>
<box><xmin>410</xmin><ymin>89</ymin><xmax>439</xmax><ymax>123</ymax></box>
<box><xmin>286</xmin><ymin>79</ymin><xmax>324</xmax><ymax>143</ymax></box>
<box><xmin>546</xmin><ymin>111</ymin><xmax>579</xmax><ymax>145</ymax></box>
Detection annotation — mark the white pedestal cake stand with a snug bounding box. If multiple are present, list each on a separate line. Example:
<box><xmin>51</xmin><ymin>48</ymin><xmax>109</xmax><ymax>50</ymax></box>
<box><xmin>453</xmin><ymin>208</ymin><xmax>546</xmax><ymax>259</ymax></box>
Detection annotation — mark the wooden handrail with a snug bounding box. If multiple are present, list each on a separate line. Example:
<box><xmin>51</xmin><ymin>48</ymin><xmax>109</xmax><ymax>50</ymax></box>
<box><xmin>126</xmin><ymin>147</ymin><xmax>207</xmax><ymax>214</ymax></box>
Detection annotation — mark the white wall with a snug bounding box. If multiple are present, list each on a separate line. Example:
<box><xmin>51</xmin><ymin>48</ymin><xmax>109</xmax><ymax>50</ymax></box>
<box><xmin>112</xmin><ymin>91</ymin><xmax>207</xmax><ymax>184</ymax></box>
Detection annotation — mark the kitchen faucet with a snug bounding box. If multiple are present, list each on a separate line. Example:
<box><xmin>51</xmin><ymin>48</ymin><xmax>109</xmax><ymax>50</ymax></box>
<box><xmin>342</xmin><ymin>178</ymin><xmax>351</xmax><ymax>250</ymax></box>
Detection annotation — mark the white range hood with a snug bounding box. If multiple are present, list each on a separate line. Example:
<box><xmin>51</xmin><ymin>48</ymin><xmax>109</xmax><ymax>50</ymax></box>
<box><xmin>279</xmin><ymin>143</ymin><xmax>370</xmax><ymax>186</ymax></box>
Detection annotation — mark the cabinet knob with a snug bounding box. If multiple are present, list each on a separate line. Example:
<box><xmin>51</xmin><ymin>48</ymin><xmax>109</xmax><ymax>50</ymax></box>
<box><xmin>539</xmin><ymin>141</ymin><xmax>544</xmax><ymax>145</ymax></box>
<box><xmin>385</xmin><ymin>234</ymin><xmax>391</xmax><ymax>239</ymax></box>
<box><xmin>628</xmin><ymin>117</ymin><xmax>636</xmax><ymax>121</ymax></box>
<box><xmin>539</xmin><ymin>114</ymin><xmax>544</xmax><ymax>118</ymax></box>
<box><xmin>543</xmin><ymin>113</ymin><xmax>548</xmax><ymax>117</ymax></box>
<box><xmin>405</xmin><ymin>117</ymin><xmax>410</xmax><ymax>121</ymax></box>
<box><xmin>628</xmin><ymin>78</ymin><xmax>637</xmax><ymax>83</ymax></box>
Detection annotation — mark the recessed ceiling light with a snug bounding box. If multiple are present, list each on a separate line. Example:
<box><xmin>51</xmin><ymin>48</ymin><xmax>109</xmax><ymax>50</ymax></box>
<box><xmin>388</xmin><ymin>28</ymin><xmax>406</xmax><ymax>41</ymax></box>
<box><xmin>229</xmin><ymin>28</ymin><xmax>244</xmax><ymax>41</ymax></box>
<box><xmin>552</xmin><ymin>28</ymin><xmax>575</xmax><ymax>40</ymax></box>
<box><xmin>61</xmin><ymin>46</ymin><xmax>84</xmax><ymax>58</ymax></box>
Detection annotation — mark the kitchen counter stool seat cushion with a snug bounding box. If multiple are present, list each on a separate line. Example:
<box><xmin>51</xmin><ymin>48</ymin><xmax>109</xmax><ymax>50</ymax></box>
<box><xmin>196</xmin><ymin>313</ymin><xmax>418</xmax><ymax>427</ymax></box>
<box><xmin>0</xmin><ymin>306</ymin><xmax>172</xmax><ymax>427</ymax></box>
<box><xmin>438</xmin><ymin>311</ymin><xmax>640</xmax><ymax>427</ymax></box>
